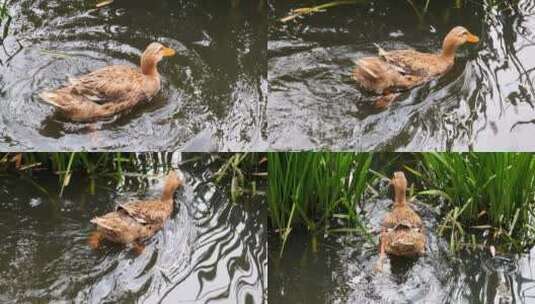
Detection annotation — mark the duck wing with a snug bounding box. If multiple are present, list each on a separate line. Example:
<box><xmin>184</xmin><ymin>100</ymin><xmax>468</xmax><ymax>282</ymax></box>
<box><xmin>381</xmin><ymin>212</ymin><xmax>399</xmax><ymax>229</ymax></box>
<box><xmin>67</xmin><ymin>65</ymin><xmax>149</xmax><ymax>105</ymax></box>
<box><xmin>117</xmin><ymin>199</ymin><xmax>172</xmax><ymax>225</ymax></box>
<box><xmin>382</xmin><ymin>206</ymin><xmax>423</xmax><ymax>229</ymax></box>
<box><xmin>379</xmin><ymin>49</ymin><xmax>444</xmax><ymax>78</ymax></box>
<box><xmin>91</xmin><ymin>211</ymin><xmax>136</xmax><ymax>233</ymax></box>
<box><xmin>39</xmin><ymin>65</ymin><xmax>156</xmax><ymax>121</ymax></box>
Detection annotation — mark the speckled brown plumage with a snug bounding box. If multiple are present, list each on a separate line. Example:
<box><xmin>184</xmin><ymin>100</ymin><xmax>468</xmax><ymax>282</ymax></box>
<box><xmin>353</xmin><ymin>26</ymin><xmax>479</xmax><ymax>108</ymax></box>
<box><xmin>89</xmin><ymin>170</ymin><xmax>184</xmax><ymax>253</ymax></box>
<box><xmin>40</xmin><ymin>42</ymin><xmax>175</xmax><ymax>122</ymax></box>
<box><xmin>375</xmin><ymin>171</ymin><xmax>426</xmax><ymax>272</ymax></box>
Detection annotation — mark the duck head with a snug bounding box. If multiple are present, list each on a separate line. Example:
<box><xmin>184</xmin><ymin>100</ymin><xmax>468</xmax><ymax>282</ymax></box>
<box><xmin>441</xmin><ymin>26</ymin><xmax>479</xmax><ymax>59</ymax></box>
<box><xmin>140</xmin><ymin>42</ymin><xmax>176</xmax><ymax>76</ymax></box>
<box><xmin>391</xmin><ymin>171</ymin><xmax>407</xmax><ymax>206</ymax></box>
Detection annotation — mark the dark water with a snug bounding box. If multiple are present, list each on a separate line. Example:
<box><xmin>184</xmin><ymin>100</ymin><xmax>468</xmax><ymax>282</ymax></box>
<box><xmin>0</xmin><ymin>155</ymin><xmax>267</xmax><ymax>303</ymax></box>
<box><xmin>268</xmin><ymin>0</ymin><xmax>535</xmax><ymax>151</ymax></box>
<box><xmin>0</xmin><ymin>0</ymin><xmax>266</xmax><ymax>151</ymax></box>
<box><xmin>268</xmin><ymin>183</ymin><xmax>535</xmax><ymax>304</ymax></box>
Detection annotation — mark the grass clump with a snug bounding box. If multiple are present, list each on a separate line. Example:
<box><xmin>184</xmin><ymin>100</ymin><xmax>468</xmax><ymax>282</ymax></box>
<box><xmin>0</xmin><ymin>1</ymin><xmax>8</xmax><ymax>21</ymax></box>
<box><xmin>0</xmin><ymin>152</ymin><xmax>177</xmax><ymax>197</ymax></box>
<box><xmin>268</xmin><ymin>152</ymin><xmax>373</xmax><ymax>255</ymax></box>
<box><xmin>411</xmin><ymin>152</ymin><xmax>535</xmax><ymax>252</ymax></box>
<box><xmin>0</xmin><ymin>0</ymin><xmax>11</xmax><ymax>43</ymax></box>
<box><xmin>0</xmin><ymin>152</ymin><xmax>267</xmax><ymax>203</ymax></box>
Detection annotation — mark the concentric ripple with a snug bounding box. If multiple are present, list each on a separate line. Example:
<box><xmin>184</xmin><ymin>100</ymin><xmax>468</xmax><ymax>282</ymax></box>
<box><xmin>0</xmin><ymin>0</ymin><xmax>266</xmax><ymax>151</ymax></box>
<box><xmin>0</xmin><ymin>156</ymin><xmax>266</xmax><ymax>303</ymax></box>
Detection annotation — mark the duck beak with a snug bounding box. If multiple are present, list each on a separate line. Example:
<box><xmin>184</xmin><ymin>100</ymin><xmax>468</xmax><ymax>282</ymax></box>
<box><xmin>466</xmin><ymin>33</ymin><xmax>480</xmax><ymax>44</ymax></box>
<box><xmin>161</xmin><ymin>47</ymin><xmax>176</xmax><ymax>57</ymax></box>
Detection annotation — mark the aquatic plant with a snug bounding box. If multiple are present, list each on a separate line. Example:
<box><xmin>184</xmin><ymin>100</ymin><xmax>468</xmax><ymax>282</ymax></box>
<box><xmin>410</xmin><ymin>152</ymin><xmax>535</xmax><ymax>252</ymax></box>
<box><xmin>278</xmin><ymin>0</ymin><xmax>513</xmax><ymax>24</ymax></box>
<box><xmin>0</xmin><ymin>1</ymin><xmax>8</xmax><ymax>21</ymax></box>
<box><xmin>0</xmin><ymin>152</ymin><xmax>176</xmax><ymax>197</ymax></box>
<box><xmin>268</xmin><ymin>152</ymin><xmax>373</xmax><ymax>255</ymax></box>
<box><xmin>0</xmin><ymin>0</ymin><xmax>11</xmax><ymax>41</ymax></box>
<box><xmin>213</xmin><ymin>152</ymin><xmax>267</xmax><ymax>203</ymax></box>
<box><xmin>0</xmin><ymin>152</ymin><xmax>266</xmax><ymax>202</ymax></box>
<box><xmin>280</xmin><ymin>0</ymin><xmax>361</xmax><ymax>22</ymax></box>
<box><xmin>1</xmin><ymin>152</ymin><xmax>149</xmax><ymax>174</ymax></box>
<box><xmin>96</xmin><ymin>0</ymin><xmax>114</xmax><ymax>8</ymax></box>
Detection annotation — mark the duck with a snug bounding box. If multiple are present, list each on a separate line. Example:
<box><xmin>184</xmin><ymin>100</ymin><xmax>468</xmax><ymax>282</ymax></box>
<box><xmin>353</xmin><ymin>26</ymin><xmax>479</xmax><ymax>108</ymax></box>
<box><xmin>88</xmin><ymin>170</ymin><xmax>184</xmax><ymax>254</ymax></box>
<box><xmin>375</xmin><ymin>171</ymin><xmax>426</xmax><ymax>272</ymax></box>
<box><xmin>39</xmin><ymin>42</ymin><xmax>176</xmax><ymax>122</ymax></box>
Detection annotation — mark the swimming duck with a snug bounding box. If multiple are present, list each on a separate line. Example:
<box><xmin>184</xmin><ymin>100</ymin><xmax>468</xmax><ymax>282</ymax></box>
<box><xmin>375</xmin><ymin>171</ymin><xmax>426</xmax><ymax>271</ymax></box>
<box><xmin>39</xmin><ymin>42</ymin><xmax>176</xmax><ymax>122</ymax></box>
<box><xmin>88</xmin><ymin>170</ymin><xmax>184</xmax><ymax>254</ymax></box>
<box><xmin>353</xmin><ymin>26</ymin><xmax>479</xmax><ymax>108</ymax></box>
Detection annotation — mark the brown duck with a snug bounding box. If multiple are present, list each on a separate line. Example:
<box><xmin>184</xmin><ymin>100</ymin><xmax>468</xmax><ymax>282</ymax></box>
<box><xmin>88</xmin><ymin>170</ymin><xmax>184</xmax><ymax>254</ymax></box>
<box><xmin>353</xmin><ymin>26</ymin><xmax>479</xmax><ymax>108</ymax></box>
<box><xmin>375</xmin><ymin>171</ymin><xmax>426</xmax><ymax>272</ymax></box>
<box><xmin>39</xmin><ymin>42</ymin><xmax>176</xmax><ymax>122</ymax></box>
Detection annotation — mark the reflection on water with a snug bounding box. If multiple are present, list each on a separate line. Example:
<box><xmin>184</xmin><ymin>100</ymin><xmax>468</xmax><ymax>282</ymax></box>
<box><xmin>268</xmin><ymin>183</ymin><xmax>535</xmax><ymax>304</ymax></box>
<box><xmin>0</xmin><ymin>0</ymin><xmax>266</xmax><ymax>151</ymax></box>
<box><xmin>268</xmin><ymin>0</ymin><xmax>535</xmax><ymax>151</ymax></box>
<box><xmin>0</xmin><ymin>154</ymin><xmax>266</xmax><ymax>303</ymax></box>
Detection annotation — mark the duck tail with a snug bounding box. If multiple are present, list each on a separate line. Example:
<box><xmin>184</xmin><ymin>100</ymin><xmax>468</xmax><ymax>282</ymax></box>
<box><xmin>373</xmin><ymin>43</ymin><xmax>388</xmax><ymax>57</ymax></box>
<box><xmin>353</xmin><ymin>59</ymin><xmax>379</xmax><ymax>80</ymax></box>
<box><xmin>88</xmin><ymin>231</ymin><xmax>103</xmax><ymax>250</ymax></box>
<box><xmin>90</xmin><ymin>216</ymin><xmax>116</xmax><ymax>231</ymax></box>
<box><xmin>39</xmin><ymin>91</ymin><xmax>70</xmax><ymax>110</ymax></box>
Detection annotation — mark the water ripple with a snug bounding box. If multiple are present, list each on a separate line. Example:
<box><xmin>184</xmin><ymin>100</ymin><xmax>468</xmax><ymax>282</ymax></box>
<box><xmin>268</xmin><ymin>0</ymin><xmax>535</xmax><ymax>151</ymax></box>
<box><xmin>0</xmin><ymin>0</ymin><xmax>266</xmax><ymax>151</ymax></box>
<box><xmin>0</xmin><ymin>158</ymin><xmax>266</xmax><ymax>303</ymax></box>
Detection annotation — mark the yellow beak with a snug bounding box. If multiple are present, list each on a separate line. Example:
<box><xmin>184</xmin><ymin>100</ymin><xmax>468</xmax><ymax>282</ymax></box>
<box><xmin>161</xmin><ymin>47</ymin><xmax>176</xmax><ymax>57</ymax></box>
<box><xmin>466</xmin><ymin>33</ymin><xmax>480</xmax><ymax>44</ymax></box>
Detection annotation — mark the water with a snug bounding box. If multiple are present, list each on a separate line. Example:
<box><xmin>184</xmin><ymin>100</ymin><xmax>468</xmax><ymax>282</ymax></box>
<box><xmin>268</xmin><ymin>0</ymin><xmax>535</xmax><ymax>151</ymax></box>
<box><xmin>268</xmin><ymin>183</ymin><xmax>535</xmax><ymax>304</ymax></box>
<box><xmin>0</xmin><ymin>154</ymin><xmax>267</xmax><ymax>303</ymax></box>
<box><xmin>0</xmin><ymin>0</ymin><xmax>266</xmax><ymax>151</ymax></box>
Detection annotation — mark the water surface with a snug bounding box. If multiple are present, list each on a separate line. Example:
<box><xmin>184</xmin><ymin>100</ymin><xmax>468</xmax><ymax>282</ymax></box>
<box><xmin>0</xmin><ymin>0</ymin><xmax>266</xmax><ymax>151</ymax></box>
<box><xmin>0</xmin><ymin>154</ymin><xmax>267</xmax><ymax>303</ymax></box>
<box><xmin>268</xmin><ymin>0</ymin><xmax>535</xmax><ymax>150</ymax></box>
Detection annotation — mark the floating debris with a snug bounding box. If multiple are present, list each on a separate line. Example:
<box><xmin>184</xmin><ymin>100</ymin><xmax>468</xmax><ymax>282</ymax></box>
<box><xmin>280</xmin><ymin>0</ymin><xmax>360</xmax><ymax>23</ymax></box>
<box><xmin>96</xmin><ymin>0</ymin><xmax>113</xmax><ymax>8</ymax></box>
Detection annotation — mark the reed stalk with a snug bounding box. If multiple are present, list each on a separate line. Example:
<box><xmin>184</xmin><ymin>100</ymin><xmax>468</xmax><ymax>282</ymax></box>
<box><xmin>268</xmin><ymin>152</ymin><xmax>374</xmax><ymax>255</ymax></box>
<box><xmin>411</xmin><ymin>152</ymin><xmax>535</xmax><ymax>251</ymax></box>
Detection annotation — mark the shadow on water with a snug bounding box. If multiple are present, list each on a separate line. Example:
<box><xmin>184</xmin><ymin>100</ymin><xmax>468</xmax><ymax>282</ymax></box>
<box><xmin>268</xmin><ymin>181</ymin><xmax>535</xmax><ymax>304</ymax></box>
<box><xmin>268</xmin><ymin>0</ymin><xmax>535</xmax><ymax>151</ymax></box>
<box><xmin>0</xmin><ymin>0</ymin><xmax>267</xmax><ymax>151</ymax></box>
<box><xmin>0</xmin><ymin>154</ymin><xmax>267</xmax><ymax>303</ymax></box>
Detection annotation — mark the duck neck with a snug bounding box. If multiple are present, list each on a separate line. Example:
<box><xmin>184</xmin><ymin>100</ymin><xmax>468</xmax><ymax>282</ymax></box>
<box><xmin>141</xmin><ymin>57</ymin><xmax>159</xmax><ymax>77</ymax></box>
<box><xmin>161</xmin><ymin>181</ymin><xmax>177</xmax><ymax>203</ymax></box>
<box><xmin>440</xmin><ymin>39</ymin><xmax>459</xmax><ymax>62</ymax></box>
<box><xmin>394</xmin><ymin>184</ymin><xmax>407</xmax><ymax>207</ymax></box>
